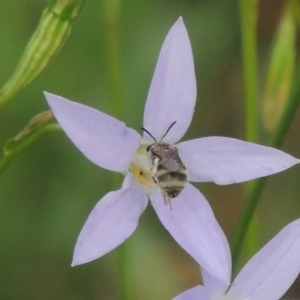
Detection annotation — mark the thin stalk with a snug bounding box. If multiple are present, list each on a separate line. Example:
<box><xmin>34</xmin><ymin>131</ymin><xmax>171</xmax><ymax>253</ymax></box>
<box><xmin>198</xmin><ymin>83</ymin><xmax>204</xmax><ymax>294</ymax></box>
<box><xmin>103</xmin><ymin>1</ymin><xmax>131</xmax><ymax>299</ymax></box>
<box><xmin>0</xmin><ymin>124</ymin><xmax>61</xmax><ymax>176</ymax></box>
<box><xmin>118</xmin><ymin>241</ymin><xmax>133</xmax><ymax>300</ymax></box>
<box><xmin>236</xmin><ymin>0</ymin><xmax>259</xmax><ymax>269</ymax></box>
<box><xmin>231</xmin><ymin>73</ymin><xmax>300</xmax><ymax>267</ymax></box>
<box><xmin>104</xmin><ymin>0</ymin><xmax>124</xmax><ymax>119</ymax></box>
<box><xmin>238</xmin><ymin>0</ymin><xmax>259</xmax><ymax>142</ymax></box>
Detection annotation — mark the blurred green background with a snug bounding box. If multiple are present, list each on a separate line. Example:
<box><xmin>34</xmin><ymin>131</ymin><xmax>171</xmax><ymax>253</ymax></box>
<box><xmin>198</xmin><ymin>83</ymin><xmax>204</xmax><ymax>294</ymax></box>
<box><xmin>1</xmin><ymin>0</ymin><xmax>300</xmax><ymax>299</ymax></box>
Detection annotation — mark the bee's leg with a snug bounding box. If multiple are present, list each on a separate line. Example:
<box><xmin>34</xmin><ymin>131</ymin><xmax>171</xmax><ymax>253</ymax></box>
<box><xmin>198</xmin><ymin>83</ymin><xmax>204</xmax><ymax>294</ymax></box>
<box><xmin>163</xmin><ymin>195</ymin><xmax>172</xmax><ymax>210</ymax></box>
<box><xmin>163</xmin><ymin>194</ymin><xmax>168</xmax><ymax>205</ymax></box>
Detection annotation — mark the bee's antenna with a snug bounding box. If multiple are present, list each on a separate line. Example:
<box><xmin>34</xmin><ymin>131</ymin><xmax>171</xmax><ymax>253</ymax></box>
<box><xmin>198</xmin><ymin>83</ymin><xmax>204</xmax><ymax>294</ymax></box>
<box><xmin>161</xmin><ymin>121</ymin><xmax>177</xmax><ymax>141</ymax></box>
<box><xmin>141</xmin><ymin>127</ymin><xmax>156</xmax><ymax>142</ymax></box>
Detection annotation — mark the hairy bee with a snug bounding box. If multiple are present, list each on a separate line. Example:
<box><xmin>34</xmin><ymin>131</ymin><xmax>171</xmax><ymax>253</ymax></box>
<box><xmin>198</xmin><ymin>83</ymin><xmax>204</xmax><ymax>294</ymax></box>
<box><xmin>142</xmin><ymin>121</ymin><xmax>187</xmax><ymax>207</ymax></box>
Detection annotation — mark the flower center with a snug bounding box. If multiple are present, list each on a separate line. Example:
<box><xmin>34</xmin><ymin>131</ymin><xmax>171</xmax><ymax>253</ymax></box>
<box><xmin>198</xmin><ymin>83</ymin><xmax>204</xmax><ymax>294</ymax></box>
<box><xmin>129</xmin><ymin>143</ymin><xmax>156</xmax><ymax>188</ymax></box>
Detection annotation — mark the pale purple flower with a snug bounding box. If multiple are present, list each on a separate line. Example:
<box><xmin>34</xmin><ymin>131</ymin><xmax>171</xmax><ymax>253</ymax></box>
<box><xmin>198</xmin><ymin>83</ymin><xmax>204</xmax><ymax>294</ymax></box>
<box><xmin>44</xmin><ymin>17</ymin><xmax>299</xmax><ymax>283</ymax></box>
<box><xmin>174</xmin><ymin>219</ymin><xmax>300</xmax><ymax>300</ymax></box>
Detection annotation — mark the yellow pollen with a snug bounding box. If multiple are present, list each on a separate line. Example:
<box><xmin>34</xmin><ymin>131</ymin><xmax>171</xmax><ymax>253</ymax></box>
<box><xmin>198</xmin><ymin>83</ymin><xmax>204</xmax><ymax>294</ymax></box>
<box><xmin>129</xmin><ymin>164</ymin><xmax>155</xmax><ymax>187</ymax></box>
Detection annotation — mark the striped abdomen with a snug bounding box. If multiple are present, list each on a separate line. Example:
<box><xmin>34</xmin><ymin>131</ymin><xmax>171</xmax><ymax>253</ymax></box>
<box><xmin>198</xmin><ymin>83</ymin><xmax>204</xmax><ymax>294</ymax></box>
<box><xmin>155</xmin><ymin>164</ymin><xmax>187</xmax><ymax>199</ymax></box>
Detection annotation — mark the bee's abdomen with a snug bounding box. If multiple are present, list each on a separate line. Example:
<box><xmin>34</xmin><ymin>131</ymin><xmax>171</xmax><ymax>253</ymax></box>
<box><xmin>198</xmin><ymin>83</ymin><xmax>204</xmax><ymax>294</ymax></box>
<box><xmin>158</xmin><ymin>172</ymin><xmax>187</xmax><ymax>182</ymax></box>
<box><xmin>157</xmin><ymin>171</ymin><xmax>187</xmax><ymax>198</ymax></box>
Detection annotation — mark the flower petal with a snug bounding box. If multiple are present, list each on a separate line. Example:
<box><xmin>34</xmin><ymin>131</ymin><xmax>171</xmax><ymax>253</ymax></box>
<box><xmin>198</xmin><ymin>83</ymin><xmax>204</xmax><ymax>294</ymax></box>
<box><xmin>150</xmin><ymin>183</ymin><xmax>231</xmax><ymax>284</ymax></box>
<box><xmin>173</xmin><ymin>286</ymin><xmax>209</xmax><ymax>300</ymax></box>
<box><xmin>201</xmin><ymin>268</ymin><xmax>229</xmax><ymax>295</ymax></box>
<box><xmin>72</xmin><ymin>174</ymin><xmax>148</xmax><ymax>266</ymax></box>
<box><xmin>45</xmin><ymin>92</ymin><xmax>141</xmax><ymax>172</ymax></box>
<box><xmin>174</xmin><ymin>269</ymin><xmax>230</xmax><ymax>300</ymax></box>
<box><xmin>227</xmin><ymin>219</ymin><xmax>300</xmax><ymax>300</ymax></box>
<box><xmin>177</xmin><ymin>137</ymin><xmax>300</xmax><ymax>184</ymax></box>
<box><xmin>143</xmin><ymin>17</ymin><xmax>196</xmax><ymax>144</ymax></box>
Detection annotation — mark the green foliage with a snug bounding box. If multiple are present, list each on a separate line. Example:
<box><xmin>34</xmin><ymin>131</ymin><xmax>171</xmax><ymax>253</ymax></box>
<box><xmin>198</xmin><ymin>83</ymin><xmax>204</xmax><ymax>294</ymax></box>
<box><xmin>262</xmin><ymin>2</ymin><xmax>296</xmax><ymax>131</ymax></box>
<box><xmin>0</xmin><ymin>0</ymin><xmax>85</xmax><ymax>109</ymax></box>
<box><xmin>0</xmin><ymin>111</ymin><xmax>61</xmax><ymax>175</ymax></box>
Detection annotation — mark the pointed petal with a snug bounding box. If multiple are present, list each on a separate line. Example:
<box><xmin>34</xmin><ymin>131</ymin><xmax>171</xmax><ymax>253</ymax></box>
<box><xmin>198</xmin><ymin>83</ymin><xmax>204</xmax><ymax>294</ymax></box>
<box><xmin>150</xmin><ymin>183</ymin><xmax>231</xmax><ymax>284</ymax></box>
<box><xmin>45</xmin><ymin>92</ymin><xmax>141</xmax><ymax>172</ymax></box>
<box><xmin>143</xmin><ymin>17</ymin><xmax>196</xmax><ymax>144</ymax></box>
<box><xmin>72</xmin><ymin>174</ymin><xmax>148</xmax><ymax>266</ymax></box>
<box><xmin>177</xmin><ymin>137</ymin><xmax>300</xmax><ymax>184</ymax></box>
<box><xmin>227</xmin><ymin>219</ymin><xmax>300</xmax><ymax>300</ymax></box>
<box><xmin>173</xmin><ymin>286</ymin><xmax>209</xmax><ymax>300</ymax></box>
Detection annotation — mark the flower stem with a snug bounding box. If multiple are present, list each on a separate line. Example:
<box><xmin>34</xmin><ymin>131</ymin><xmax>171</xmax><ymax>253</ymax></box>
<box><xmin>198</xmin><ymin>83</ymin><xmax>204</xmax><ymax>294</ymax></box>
<box><xmin>0</xmin><ymin>123</ymin><xmax>62</xmax><ymax>176</ymax></box>
<box><xmin>236</xmin><ymin>0</ymin><xmax>260</xmax><ymax>267</ymax></box>
<box><xmin>117</xmin><ymin>242</ymin><xmax>133</xmax><ymax>300</ymax></box>
<box><xmin>103</xmin><ymin>0</ymin><xmax>124</xmax><ymax>119</ymax></box>
<box><xmin>231</xmin><ymin>72</ymin><xmax>300</xmax><ymax>268</ymax></box>
<box><xmin>238</xmin><ymin>0</ymin><xmax>259</xmax><ymax>143</ymax></box>
<box><xmin>103</xmin><ymin>1</ymin><xmax>132</xmax><ymax>299</ymax></box>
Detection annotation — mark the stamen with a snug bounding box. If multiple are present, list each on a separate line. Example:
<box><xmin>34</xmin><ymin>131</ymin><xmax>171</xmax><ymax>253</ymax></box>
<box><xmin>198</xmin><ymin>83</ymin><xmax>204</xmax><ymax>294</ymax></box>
<box><xmin>129</xmin><ymin>164</ymin><xmax>155</xmax><ymax>187</ymax></box>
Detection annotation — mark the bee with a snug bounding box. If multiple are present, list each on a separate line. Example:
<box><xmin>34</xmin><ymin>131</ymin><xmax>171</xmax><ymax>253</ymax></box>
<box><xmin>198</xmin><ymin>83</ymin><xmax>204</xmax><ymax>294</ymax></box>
<box><xmin>142</xmin><ymin>121</ymin><xmax>187</xmax><ymax>208</ymax></box>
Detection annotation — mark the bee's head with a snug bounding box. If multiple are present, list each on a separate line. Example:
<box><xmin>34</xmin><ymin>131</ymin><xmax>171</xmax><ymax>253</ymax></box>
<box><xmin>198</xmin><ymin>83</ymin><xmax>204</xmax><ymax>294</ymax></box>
<box><xmin>142</xmin><ymin>121</ymin><xmax>177</xmax><ymax>150</ymax></box>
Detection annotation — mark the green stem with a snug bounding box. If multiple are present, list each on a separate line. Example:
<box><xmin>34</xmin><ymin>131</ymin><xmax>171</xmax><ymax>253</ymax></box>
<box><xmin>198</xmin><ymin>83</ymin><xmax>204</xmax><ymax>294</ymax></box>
<box><xmin>231</xmin><ymin>73</ymin><xmax>300</xmax><ymax>266</ymax></box>
<box><xmin>236</xmin><ymin>0</ymin><xmax>259</xmax><ymax>270</ymax></box>
<box><xmin>0</xmin><ymin>124</ymin><xmax>61</xmax><ymax>176</ymax></box>
<box><xmin>104</xmin><ymin>0</ymin><xmax>124</xmax><ymax>119</ymax></box>
<box><xmin>238</xmin><ymin>0</ymin><xmax>259</xmax><ymax>142</ymax></box>
<box><xmin>117</xmin><ymin>243</ymin><xmax>132</xmax><ymax>300</ymax></box>
<box><xmin>103</xmin><ymin>1</ymin><xmax>131</xmax><ymax>299</ymax></box>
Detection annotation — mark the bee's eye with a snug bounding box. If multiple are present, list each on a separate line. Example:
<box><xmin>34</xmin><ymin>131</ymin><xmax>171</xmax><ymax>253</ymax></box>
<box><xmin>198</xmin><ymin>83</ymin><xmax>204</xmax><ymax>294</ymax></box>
<box><xmin>146</xmin><ymin>145</ymin><xmax>151</xmax><ymax>152</ymax></box>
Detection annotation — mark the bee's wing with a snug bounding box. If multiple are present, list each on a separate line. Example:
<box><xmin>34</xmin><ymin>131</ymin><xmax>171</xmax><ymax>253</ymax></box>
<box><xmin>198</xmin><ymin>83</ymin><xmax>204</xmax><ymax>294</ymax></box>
<box><xmin>152</xmin><ymin>145</ymin><xmax>183</xmax><ymax>171</ymax></box>
<box><xmin>159</xmin><ymin>148</ymin><xmax>182</xmax><ymax>171</ymax></box>
<box><xmin>160</xmin><ymin>157</ymin><xmax>181</xmax><ymax>171</ymax></box>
